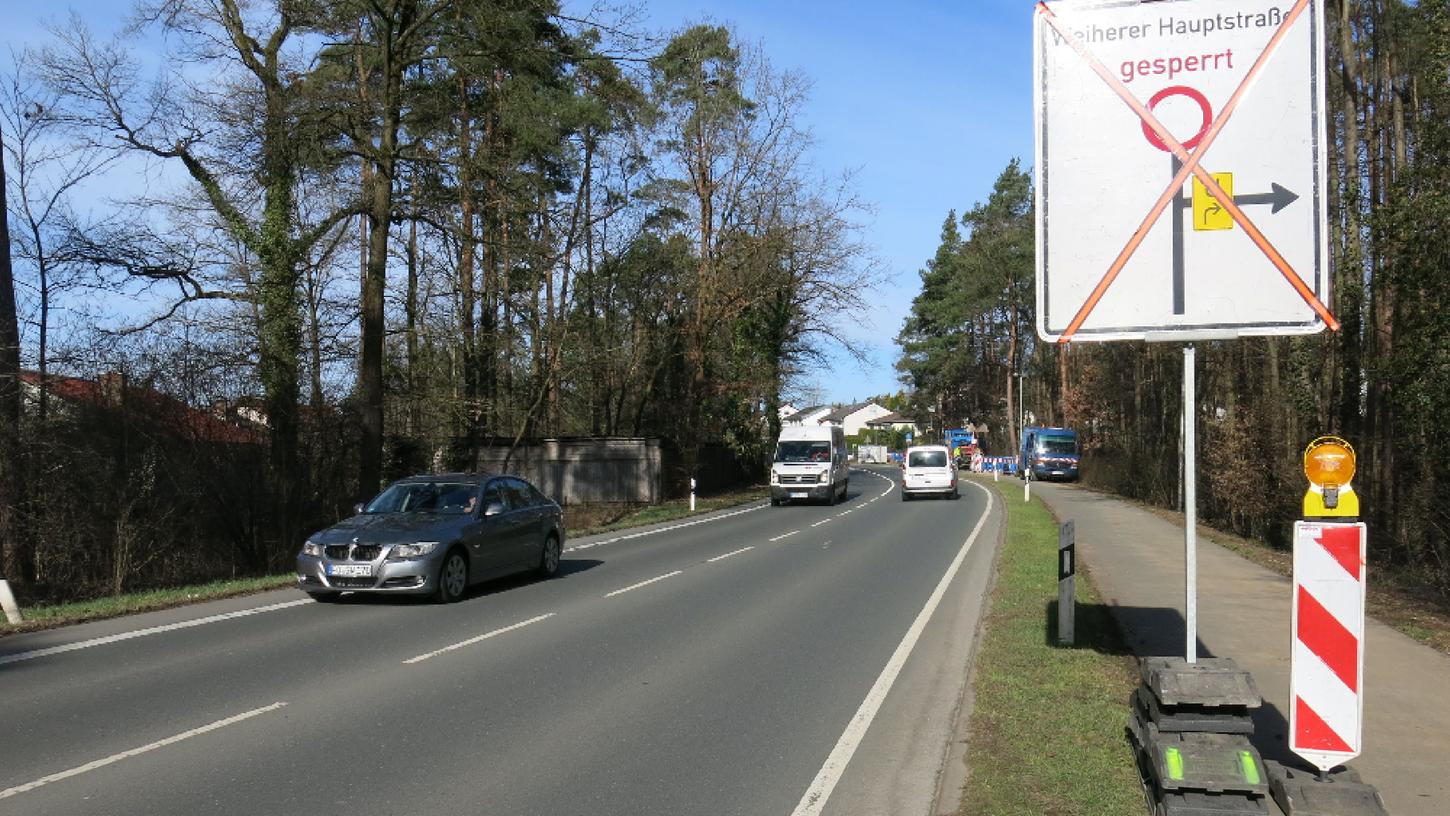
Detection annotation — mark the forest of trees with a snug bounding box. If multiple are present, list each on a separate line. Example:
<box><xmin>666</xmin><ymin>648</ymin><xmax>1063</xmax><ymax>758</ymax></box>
<box><xmin>0</xmin><ymin>1</ymin><xmax>876</xmax><ymax>602</ymax></box>
<box><xmin>897</xmin><ymin>0</ymin><xmax>1450</xmax><ymax>593</ymax></box>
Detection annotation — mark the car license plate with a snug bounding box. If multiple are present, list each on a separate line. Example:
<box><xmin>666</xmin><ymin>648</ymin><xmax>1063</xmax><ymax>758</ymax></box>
<box><xmin>790</xmin><ymin>492</ymin><xmax>808</xmax><ymax>499</ymax></box>
<box><xmin>327</xmin><ymin>563</ymin><xmax>372</xmax><ymax>577</ymax></box>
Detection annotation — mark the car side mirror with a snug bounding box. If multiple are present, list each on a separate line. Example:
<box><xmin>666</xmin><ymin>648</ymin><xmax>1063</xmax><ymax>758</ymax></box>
<box><xmin>483</xmin><ymin>501</ymin><xmax>506</xmax><ymax>517</ymax></box>
<box><xmin>353</xmin><ymin>503</ymin><xmax>365</xmax><ymax>515</ymax></box>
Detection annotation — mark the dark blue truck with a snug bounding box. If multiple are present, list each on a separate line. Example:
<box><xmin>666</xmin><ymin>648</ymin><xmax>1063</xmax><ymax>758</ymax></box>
<box><xmin>1018</xmin><ymin>426</ymin><xmax>1080</xmax><ymax>482</ymax></box>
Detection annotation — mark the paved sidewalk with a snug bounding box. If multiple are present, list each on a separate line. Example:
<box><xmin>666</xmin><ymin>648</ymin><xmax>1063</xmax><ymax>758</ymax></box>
<box><xmin>1032</xmin><ymin>481</ymin><xmax>1448</xmax><ymax>816</ymax></box>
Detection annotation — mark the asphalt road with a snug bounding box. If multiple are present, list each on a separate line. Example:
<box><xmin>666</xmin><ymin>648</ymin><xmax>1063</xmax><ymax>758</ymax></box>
<box><xmin>0</xmin><ymin>467</ymin><xmax>1002</xmax><ymax>816</ymax></box>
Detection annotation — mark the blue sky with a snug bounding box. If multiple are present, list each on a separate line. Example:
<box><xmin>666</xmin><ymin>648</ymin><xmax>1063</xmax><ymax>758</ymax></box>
<box><xmin>1</xmin><ymin>0</ymin><xmax>1037</xmax><ymax>406</ymax></box>
<box><xmin>637</xmin><ymin>1</ymin><xmax>1035</xmax><ymax>405</ymax></box>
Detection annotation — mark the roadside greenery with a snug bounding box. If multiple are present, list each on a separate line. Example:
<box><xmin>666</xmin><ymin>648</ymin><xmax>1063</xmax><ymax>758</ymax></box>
<box><xmin>0</xmin><ymin>488</ymin><xmax>768</xmax><ymax>635</ymax></box>
<box><xmin>959</xmin><ymin>476</ymin><xmax>1142</xmax><ymax>816</ymax></box>
<box><xmin>570</xmin><ymin>486</ymin><xmax>768</xmax><ymax>537</ymax></box>
<box><xmin>0</xmin><ymin>575</ymin><xmax>296</xmax><ymax>636</ymax></box>
<box><xmin>0</xmin><ymin>2</ymin><xmax>878</xmax><ymax>607</ymax></box>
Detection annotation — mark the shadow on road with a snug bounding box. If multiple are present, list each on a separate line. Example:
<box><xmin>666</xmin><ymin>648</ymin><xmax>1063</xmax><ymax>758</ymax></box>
<box><xmin>334</xmin><ymin>558</ymin><xmax>605</xmax><ymax>606</ymax></box>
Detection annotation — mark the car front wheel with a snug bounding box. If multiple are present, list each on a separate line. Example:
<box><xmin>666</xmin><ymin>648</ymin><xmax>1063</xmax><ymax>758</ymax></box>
<box><xmin>434</xmin><ymin>549</ymin><xmax>468</xmax><ymax>603</ymax></box>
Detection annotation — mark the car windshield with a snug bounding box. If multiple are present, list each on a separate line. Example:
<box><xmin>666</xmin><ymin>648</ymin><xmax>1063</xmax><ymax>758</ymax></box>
<box><xmin>1039</xmin><ymin>437</ymin><xmax>1078</xmax><ymax>455</ymax></box>
<box><xmin>908</xmin><ymin>450</ymin><xmax>948</xmax><ymax>468</ymax></box>
<box><xmin>775</xmin><ymin>441</ymin><xmax>831</xmax><ymax>463</ymax></box>
<box><xmin>363</xmin><ymin>482</ymin><xmax>477</xmax><ymax>515</ymax></box>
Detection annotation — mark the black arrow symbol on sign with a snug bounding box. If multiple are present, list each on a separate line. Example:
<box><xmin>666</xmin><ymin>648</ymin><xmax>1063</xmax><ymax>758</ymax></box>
<box><xmin>1232</xmin><ymin>182</ymin><xmax>1300</xmax><ymax>214</ymax></box>
<box><xmin>1177</xmin><ymin>182</ymin><xmax>1301</xmax><ymax>213</ymax></box>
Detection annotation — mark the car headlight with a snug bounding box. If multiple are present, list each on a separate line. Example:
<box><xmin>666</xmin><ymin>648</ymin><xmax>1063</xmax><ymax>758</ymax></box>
<box><xmin>389</xmin><ymin>541</ymin><xmax>440</xmax><ymax>560</ymax></box>
<box><xmin>302</xmin><ymin>540</ymin><xmax>324</xmax><ymax>558</ymax></box>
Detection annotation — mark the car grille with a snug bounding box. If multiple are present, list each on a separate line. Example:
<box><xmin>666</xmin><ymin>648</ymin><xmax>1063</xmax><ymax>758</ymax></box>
<box><xmin>779</xmin><ymin>474</ymin><xmax>820</xmax><ymax>485</ymax></box>
<box><xmin>327</xmin><ymin>576</ymin><xmax>376</xmax><ymax>588</ymax></box>
<box><xmin>324</xmin><ymin>544</ymin><xmax>382</xmax><ymax>561</ymax></box>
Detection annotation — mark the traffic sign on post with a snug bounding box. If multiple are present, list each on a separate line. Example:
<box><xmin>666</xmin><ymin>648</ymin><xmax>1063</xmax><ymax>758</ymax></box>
<box><xmin>1034</xmin><ymin>0</ymin><xmax>1332</xmax><ymax>342</ymax></box>
<box><xmin>1290</xmin><ymin>521</ymin><xmax>1367</xmax><ymax>772</ymax></box>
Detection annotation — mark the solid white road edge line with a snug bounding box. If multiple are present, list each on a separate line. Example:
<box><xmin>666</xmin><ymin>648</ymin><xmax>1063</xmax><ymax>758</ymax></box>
<box><xmin>403</xmin><ymin>613</ymin><xmax>555</xmax><ymax>665</ymax></box>
<box><xmin>604</xmin><ymin>570</ymin><xmax>683</xmax><ymax>598</ymax></box>
<box><xmin>769</xmin><ymin>531</ymin><xmax>800</xmax><ymax>542</ymax></box>
<box><xmin>0</xmin><ymin>600</ymin><xmax>312</xmax><ymax>667</ymax></box>
<box><xmin>564</xmin><ymin>502</ymin><xmax>768</xmax><ymax>553</ymax></box>
<box><xmin>707</xmin><ymin>546</ymin><xmax>754</xmax><ymax>563</ymax></box>
<box><xmin>789</xmin><ymin>480</ymin><xmax>996</xmax><ymax>816</ymax></box>
<box><xmin>0</xmin><ymin>701</ymin><xmax>289</xmax><ymax>800</ymax></box>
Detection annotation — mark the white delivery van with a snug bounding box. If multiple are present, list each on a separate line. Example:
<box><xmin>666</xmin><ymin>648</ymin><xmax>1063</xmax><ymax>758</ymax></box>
<box><xmin>901</xmin><ymin>444</ymin><xmax>958</xmax><ymax>501</ymax></box>
<box><xmin>770</xmin><ymin>425</ymin><xmax>849</xmax><ymax>505</ymax></box>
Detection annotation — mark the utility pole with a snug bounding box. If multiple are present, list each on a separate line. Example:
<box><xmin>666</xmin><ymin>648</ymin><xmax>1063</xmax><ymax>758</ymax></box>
<box><xmin>1019</xmin><ymin>370</ymin><xmax>1026</xmax><ymax>432</ymax></box>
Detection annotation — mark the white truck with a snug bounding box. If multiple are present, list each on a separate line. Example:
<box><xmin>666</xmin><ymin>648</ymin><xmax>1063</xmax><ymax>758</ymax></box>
<box><xmin>856</xmin><ymin>444</ymin><xmax>888</xmax><ymax>464</ymax></box>
<box><xmin>770</xmin><ymin>425</ymin><xmax>849</xmax><ymax>505</ymax></box>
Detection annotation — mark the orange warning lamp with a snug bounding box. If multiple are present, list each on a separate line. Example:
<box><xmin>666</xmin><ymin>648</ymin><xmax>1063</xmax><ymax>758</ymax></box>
<box><xmin>1302</xmin><ymin>436</ymin><xmax>1359</xmax><ymax>518</ymax></box>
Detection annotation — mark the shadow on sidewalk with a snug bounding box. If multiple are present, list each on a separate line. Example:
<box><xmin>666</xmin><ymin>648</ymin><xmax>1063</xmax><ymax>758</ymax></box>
<box><xmin>1045</xmin><ymin>600</ymin><xmax>1298</xmax><ymax>765</ymax></box>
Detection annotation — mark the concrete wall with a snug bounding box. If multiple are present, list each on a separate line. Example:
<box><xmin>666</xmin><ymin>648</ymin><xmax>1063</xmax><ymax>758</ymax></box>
<box><xmin>473</xmin><ymin>438</ymin><xmax>662</xmax><ymax>505</ymax></box>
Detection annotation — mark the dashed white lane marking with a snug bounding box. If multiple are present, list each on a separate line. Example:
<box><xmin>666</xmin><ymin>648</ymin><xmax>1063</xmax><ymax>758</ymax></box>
<box><xmin>790</xmin><ymin>480</ymin><xmax>996</xmax><ymax>816</ymax></box>
<box><xmin>811</xmin><ymin>520</ymin><xmax>831</xmax><ymax>528</ymax></box>
<box><xmin>769</xmin><ymin>531</ymin><xmax>800</xmax><ymax>542</ymax></box>
<box><xmin>403</xmin><ymin>614</ymin><xmax>555</xmax><ymax>664</ymax></box>
<box><xmin>707</xmin><ymin>546</ymin><xmax>754</xmax><ymax>563</ymax></box>
<box><xmin>604</xmin><ymin>570</ymin><xmax>683</xmax><ymax>598</ymax></box>
<box><xmin>0</xmin><ymin>701</ymin><xmax>289</xmax><ymax>800</ymax></box>
<box><xmin>564</xmin><ymin>502</ymin><xmax>768</xmax><ymax>553</ymax></box>
<box><xmin>0</xmin><ymin>600</ymin><xmax>312</xmax><ymax>667</ymax></box>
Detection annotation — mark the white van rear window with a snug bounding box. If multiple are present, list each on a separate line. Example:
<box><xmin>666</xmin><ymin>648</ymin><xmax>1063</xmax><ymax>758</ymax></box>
<box><xmin>908</xmin><ymin>450</ymin><xmax>948</xmax><ymax>468</ymax></box>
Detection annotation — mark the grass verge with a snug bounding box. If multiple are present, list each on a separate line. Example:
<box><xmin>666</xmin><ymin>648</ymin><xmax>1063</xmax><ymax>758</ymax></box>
<box><xmin>957</xmin><ymin>476</ymin><xmax>1144</xmax><ymax>816</ymax></box>
<box><xmin>0</xmin><ymin>575</ymin><xmax>296</xmax><ymax>637</ymax></box>
<box><xmin>569</xmin><ymin>485</ymin><xmax>768</xmax><ymax>536</ymax></box>
<box><xmin>1</xmin><ymin>486</ymin><xmax>770</xmax><ymax>637</ymax></box>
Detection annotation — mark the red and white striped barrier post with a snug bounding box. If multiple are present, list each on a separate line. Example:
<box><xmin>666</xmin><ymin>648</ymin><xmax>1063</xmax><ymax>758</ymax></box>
<box><xmin>1289</xmin><ymin>519</ymin><xmax>1366</xmax><ymax>773</ymax></box>
<box><xmin>1267</xmin><ymin>437</ymin><xmax>1387</xmax><ymax>813</ymax></box>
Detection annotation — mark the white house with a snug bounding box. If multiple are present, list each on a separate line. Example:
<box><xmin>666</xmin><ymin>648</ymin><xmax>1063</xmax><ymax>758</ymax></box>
<box><xmin>817</xmin><ymin>402</ymin><xmax>893</xmax><ymax>436</ymax></box>
<box><xmin>865</xmin><ymin>411</ymin><xmax>919</xmax><ymax>436</ymax></box>
<box><xmin>783</xmin><ymin>405</ymin><xmax>832</xmax><ymax>426</ymax></box>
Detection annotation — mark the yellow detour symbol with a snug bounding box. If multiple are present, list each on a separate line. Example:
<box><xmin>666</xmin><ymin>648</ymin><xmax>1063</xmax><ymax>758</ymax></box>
<box><xmin>1302</xmin><ymin>436</ymin><xmax>1360</xmax><ymax>518</ymax></box>
<box><xmin>1193</xmin><ymin>172</ymin><xmax>1235</xmax><ymax>231</ymax></box>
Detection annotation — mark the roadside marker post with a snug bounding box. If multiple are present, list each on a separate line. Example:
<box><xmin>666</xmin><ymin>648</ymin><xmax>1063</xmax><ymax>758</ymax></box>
<box><xmin>1058</xmin><ymin>521</ymin><xmax>1075</xmax><ymax>646</ymax></box>
<box><xmin>1034</xmin><ymin>1</ymin><xmax>1339</xmax><ymax>812</ymax></box>
<box><xmin>0</xmin><ymin>579</ymin><xmax>21</xmax><ymax>624</ymax></box>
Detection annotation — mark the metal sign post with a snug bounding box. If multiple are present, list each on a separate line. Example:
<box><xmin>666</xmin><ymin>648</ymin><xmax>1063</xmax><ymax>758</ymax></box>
<box><xmin>1183</xmin><ymin>344</ymin><xmax>1197</xmax><ymax>663</ymax></box>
